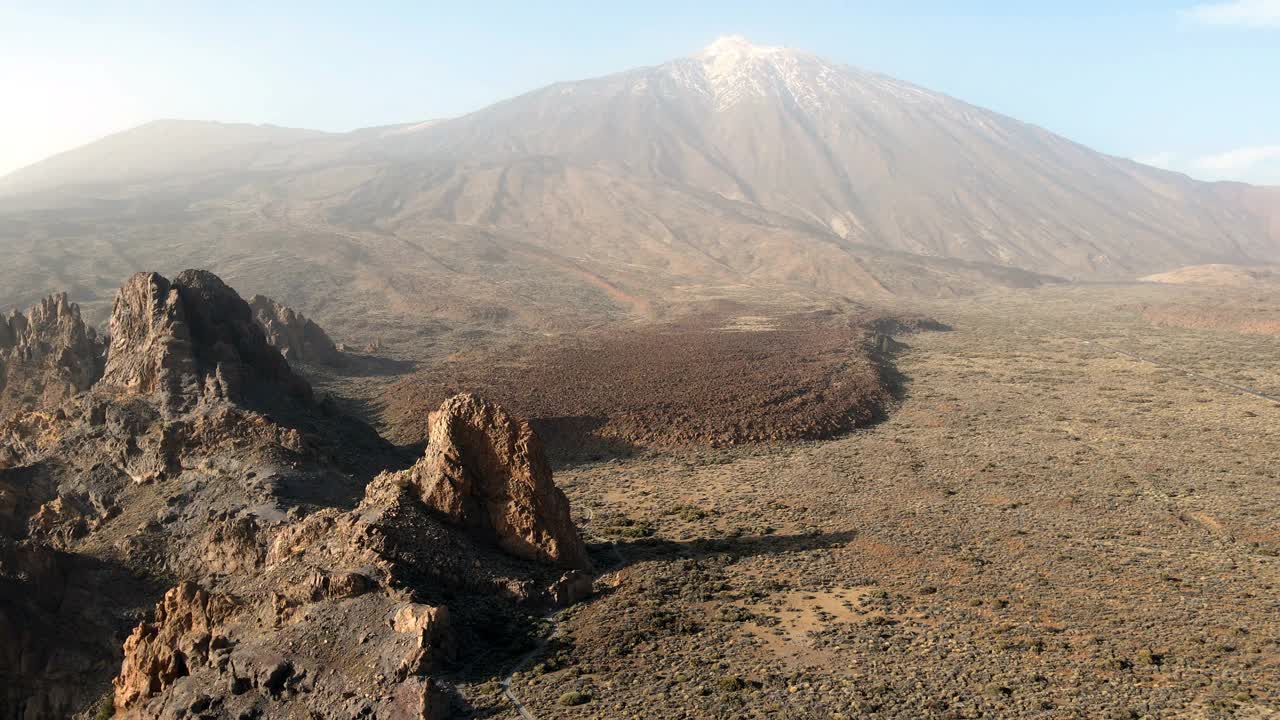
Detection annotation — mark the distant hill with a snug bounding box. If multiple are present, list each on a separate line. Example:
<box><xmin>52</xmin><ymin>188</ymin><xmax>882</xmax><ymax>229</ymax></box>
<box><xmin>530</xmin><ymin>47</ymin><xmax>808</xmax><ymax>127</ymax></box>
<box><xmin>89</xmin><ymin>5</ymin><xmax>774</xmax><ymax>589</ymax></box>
<box><xmin>0</xmin><ymin>120</ymin><xmax>327</xmax><ymax>196</ymax></box>
<box><xmin>1141</xmin><ymin>264</ymin><xmax>1278</xmax><ymax>288</ymax></box>
<box><xmin>2</xmin><ymin>36</ymin><xmax>1279</xmax><ymax>341</ymax></box>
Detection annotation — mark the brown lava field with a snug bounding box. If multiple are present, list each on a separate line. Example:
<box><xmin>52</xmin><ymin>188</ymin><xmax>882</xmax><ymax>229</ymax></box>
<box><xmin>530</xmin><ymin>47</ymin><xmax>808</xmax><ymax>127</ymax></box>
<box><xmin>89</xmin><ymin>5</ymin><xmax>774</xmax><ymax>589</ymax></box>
<box><xmin>379</xmin><ymin>309</ymin><xmax>897</xmax><ymax>454</ymax></box>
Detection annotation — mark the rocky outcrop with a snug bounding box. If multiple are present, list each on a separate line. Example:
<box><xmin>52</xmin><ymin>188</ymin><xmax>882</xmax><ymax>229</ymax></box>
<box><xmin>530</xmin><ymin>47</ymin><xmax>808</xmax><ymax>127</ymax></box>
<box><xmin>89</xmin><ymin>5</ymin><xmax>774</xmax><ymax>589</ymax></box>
<box><xmin>113</xmin><ymin>581</ymin><xmax>238</xmax><ymax>711</ymax></box>
<box><xmin>387</xmin><ymin>393</ymin><xmax>590</xmax><ymax>570</ymax></box>
<box><xmin>2</xmin><ymin>274</ymin><xmax>595</xmax><ymax>720</ymax></box>
<box><xmin>249</xmin><ymin>295</ymin><xmax>343</xmax><ymax>366</ymax></box>
<box><xmin>0</xmin><ymin>293</ymin><xmax>105</xmax><ymax>422</ymax></box>
<box><xmin>99</xmin><ymin>272</ymin><xmax>189</xmax><ymax>400</ymax></box>
<box><xmin>100</xmin><ymin>270</ymin><xmax>311</xmax><ymax>413</ymax></box>
<box><xmin>111</xmin><ymin>564</ymin><xmax>457</xmax><ymax>718</ymax></box>
<box><xmin>0</xmin><ymin>271</ymin><xmax>374</xmax><ymax>718</ymax></box>
<box><xmin>0</xmin><ymin>540</ymin><xmax>84</xmax><ymax>720</ymax></box>
<box><xmin>391</xmin><ymin>603</ymin><xmax>455</xmax><ymax>678</ymax></box>
<box><xmin>87</xmin><ymin>396</ymin><xmax>585</xmax><ymax>720</ymax></box>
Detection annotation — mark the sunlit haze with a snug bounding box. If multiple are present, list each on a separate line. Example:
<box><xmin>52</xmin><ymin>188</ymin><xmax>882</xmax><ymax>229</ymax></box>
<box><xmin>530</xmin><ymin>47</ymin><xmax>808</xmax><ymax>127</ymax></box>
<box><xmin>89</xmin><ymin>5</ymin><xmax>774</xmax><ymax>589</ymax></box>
<box><xmin>3</xmin><ymin>0</ymin><xmax>1279</xmax><ymax>184</ymax></box>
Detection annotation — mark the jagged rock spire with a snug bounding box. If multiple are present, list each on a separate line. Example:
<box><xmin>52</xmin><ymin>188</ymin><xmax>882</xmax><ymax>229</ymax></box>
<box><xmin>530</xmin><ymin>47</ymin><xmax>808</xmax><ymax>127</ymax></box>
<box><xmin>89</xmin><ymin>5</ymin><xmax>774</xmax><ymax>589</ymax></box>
<box><xmin>100</xmin><ymin>270</ymin><xmax>311</xmax><ymax>413</ymax></box>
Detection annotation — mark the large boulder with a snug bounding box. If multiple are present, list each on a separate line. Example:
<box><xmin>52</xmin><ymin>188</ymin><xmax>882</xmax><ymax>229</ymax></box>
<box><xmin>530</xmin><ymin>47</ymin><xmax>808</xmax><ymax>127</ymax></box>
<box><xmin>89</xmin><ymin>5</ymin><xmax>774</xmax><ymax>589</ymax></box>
<box><xmin>100</xmin><ymin>271</ymin><xmax>311</xmax><ymax>412</ymax></box>
<box><xmin>249</xmin><ymin>294</ymin><xmax>344</xmax><ymax>366</ymax></box>
<box><xmin>113</xmin><ymin>579</ymin><xmax>238</xmax><ymax>707</ymax></box>
<box><xmin>113</xmin><ymin>581</ymin><xmax>238</xmax><ymax>712</ymax></box>
<box><xmin>0</xmin><ymin>293</ymin><xmax>105</xmax><ymax>422</ymax></box>
<box><xmin>389</xmin><ymin>393</ymin><xmax>590</xmax><ymax>570</ymax></box>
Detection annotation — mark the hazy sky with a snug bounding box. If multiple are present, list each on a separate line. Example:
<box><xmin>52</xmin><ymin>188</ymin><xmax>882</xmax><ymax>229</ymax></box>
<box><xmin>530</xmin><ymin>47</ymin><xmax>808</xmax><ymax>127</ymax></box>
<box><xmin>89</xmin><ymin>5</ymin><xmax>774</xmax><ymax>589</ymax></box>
<box><xmin>2</xmin><ymin>0</ymin><xmax>1278</xmax><ymax>184</ymax></box>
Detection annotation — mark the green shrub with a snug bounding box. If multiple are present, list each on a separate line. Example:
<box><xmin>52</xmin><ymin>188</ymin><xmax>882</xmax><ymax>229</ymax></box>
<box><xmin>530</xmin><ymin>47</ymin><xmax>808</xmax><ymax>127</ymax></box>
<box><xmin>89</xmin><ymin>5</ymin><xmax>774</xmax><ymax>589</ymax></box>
<box><xmin>718</xmin><ymin>675</ymin><xmax>747</xmax><ymax>692</ymax></box>
<box><xmin>558</xmin><ymin>690</ymin><xmax>591</xmax><ymax>706</ymax></box>
<box><xmin>675</xmin><ymin>505</ymin><xmax>709</xmax><ymax>521</ymax></box>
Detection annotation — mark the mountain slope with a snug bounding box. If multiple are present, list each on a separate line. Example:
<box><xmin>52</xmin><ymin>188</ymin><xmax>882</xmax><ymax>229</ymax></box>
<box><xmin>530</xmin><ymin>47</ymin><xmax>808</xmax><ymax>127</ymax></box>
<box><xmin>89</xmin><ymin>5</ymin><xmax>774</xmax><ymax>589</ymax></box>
<box><xmin>364</xmin><ymin>36</ymin><xmax>1277</xmax><ymax>278</ymax></box>
<box><xmin>0</xmin><ymin>37</ymin><xmax>1277</xmax><ymax>337</ymax></box>
<box><xmin>0</xmin><ymin>120</ymin><xmax>328</xmax><ymax>197</ymax></box>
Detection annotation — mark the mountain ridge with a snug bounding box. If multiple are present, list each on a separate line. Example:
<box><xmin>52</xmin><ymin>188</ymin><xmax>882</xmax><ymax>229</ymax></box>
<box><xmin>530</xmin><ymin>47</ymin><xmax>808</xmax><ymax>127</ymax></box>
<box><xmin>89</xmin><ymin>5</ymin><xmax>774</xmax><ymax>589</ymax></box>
<box><xmin>1</xmin><ymin>37</ymin><xmax>1278</xmax><ymax>336</ymax></box>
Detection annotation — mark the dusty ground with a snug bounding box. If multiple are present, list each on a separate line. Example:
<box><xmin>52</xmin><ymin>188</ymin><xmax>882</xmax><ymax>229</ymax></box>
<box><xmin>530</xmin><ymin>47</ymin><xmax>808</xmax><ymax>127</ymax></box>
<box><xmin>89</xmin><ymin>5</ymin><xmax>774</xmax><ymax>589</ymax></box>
<box><xmin>445</xmin><ymin>284</ymin><xmax>1279</xmax><ymax>719</ymax></box>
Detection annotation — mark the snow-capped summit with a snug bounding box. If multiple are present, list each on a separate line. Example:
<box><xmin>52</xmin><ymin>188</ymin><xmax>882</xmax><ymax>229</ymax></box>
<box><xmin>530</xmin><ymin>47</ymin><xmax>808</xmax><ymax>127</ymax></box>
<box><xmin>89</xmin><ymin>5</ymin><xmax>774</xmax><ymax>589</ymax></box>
<box><xmin>698</xmin><ymin>35</ymin><xmax>786</xmax><ymax>60</ymax></box>
<box><xmin>677</xmin><ymin>34</ymin><xmax>840</xmax><ymax>112</ymax></box>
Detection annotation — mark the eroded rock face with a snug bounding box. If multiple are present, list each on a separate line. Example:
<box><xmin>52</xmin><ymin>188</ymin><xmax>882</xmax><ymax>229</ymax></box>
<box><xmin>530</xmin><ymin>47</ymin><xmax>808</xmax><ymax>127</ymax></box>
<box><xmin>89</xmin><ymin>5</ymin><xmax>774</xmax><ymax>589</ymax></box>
<box><xmin>0</xmin><ymin>271</ymin><xmax>362</xmax><ymax>718</ymax></box>
<box><xmin>249</xmin><ymin>295</ymin><xmax>343</xmax><ymax>366</ymax></box>
<box><xmin>101</xmin><ymin>271</ymin><xmax>311</xmax><ymax>413</ymax></box>
<box><xmin>110</xmin><ymin>562</ymin><xmax>457</xmax><ymax>719</ymax></box>
<box><xmin>99</xmin><ymin>272</ymin><xmax>190</xmax><ymax>402</ymax></box>
<box><xmin>391</xmin><ymin>393</ymin><xmax>590</xmax><ymax>570</ymax></box>
<box><xmin>113</xmin><ymin>581</ymin><xmax>238</xmax><ymax>711</ymax></box>
<box><xmin>392</xmin><ymin>603</ymin><xmax>455</xmax><ymax>677</ymax></box>
<box><xmin>0</xmin><ymin>293</ymin><xmax>105</xmax><ymax>422</ymax></box>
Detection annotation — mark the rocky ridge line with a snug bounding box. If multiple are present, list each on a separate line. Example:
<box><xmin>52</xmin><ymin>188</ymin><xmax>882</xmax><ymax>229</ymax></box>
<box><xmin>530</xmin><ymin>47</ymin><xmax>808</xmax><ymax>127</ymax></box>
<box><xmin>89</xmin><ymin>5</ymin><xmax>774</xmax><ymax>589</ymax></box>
<box><xmin>0</xmin><ymin>292</ymin><xmax>105</xmax><ymax>423</ymax></box>
<box><xmin>248</xmin><ymin>294</ymin><xmax>344</xmax><ymax>367</ymax></box>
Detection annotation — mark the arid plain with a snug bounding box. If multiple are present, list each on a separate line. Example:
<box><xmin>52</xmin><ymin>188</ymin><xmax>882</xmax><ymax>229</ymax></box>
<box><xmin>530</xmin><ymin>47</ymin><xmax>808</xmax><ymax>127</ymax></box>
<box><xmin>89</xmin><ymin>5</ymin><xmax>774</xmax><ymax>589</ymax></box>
<box><xmin>394</xmin><ymin>282</ymin><xmax>1280</xmax><ymax>720</ymax></box>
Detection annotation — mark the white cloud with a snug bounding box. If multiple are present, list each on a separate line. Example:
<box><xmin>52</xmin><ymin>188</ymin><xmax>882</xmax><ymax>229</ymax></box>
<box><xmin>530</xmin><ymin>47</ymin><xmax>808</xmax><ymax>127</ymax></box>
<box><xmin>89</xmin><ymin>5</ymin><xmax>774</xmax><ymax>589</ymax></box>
<box><xmin>1183</xmin><ymin>0</ymin><xmax>1280</xmax><ymax>27</ymax></box>
<box><xmin>1136</xmin><ymin>151</ymin><xmax>1178</xmax><ymax>169</ymax></box>
<box><xmin>1193</xmin><ymin>145</ymin><xmax>1280</xmax><ymax>172</ymax></box>
<box><xmin>1134</xmin><ymin>146</ymin><xmax>1280</xmax><ymax>185</ymax></box>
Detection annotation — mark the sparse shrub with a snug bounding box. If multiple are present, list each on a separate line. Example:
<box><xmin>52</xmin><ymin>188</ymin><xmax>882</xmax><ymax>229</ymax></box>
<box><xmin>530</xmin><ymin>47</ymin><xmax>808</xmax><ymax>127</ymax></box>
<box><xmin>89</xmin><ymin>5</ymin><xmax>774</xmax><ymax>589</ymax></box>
<box><xmin>717</xmin><ymin>605</ymin><xmax>754</xmax><ymax>623</ymax></box>
<box><xmin>719</xmin><ymin>675</ymin><xmax>747</xmax><ymax>692</ymax></box>
<box><xmin>984</xmin><ymin>683</ymin><xmax>1012</xmax><ymax>698</ymax></box>
<box><xmin>1101</xmin><ymin>656</ymin><xmax>1134</xmax><ymax>671</ymax></box>
<box><xmin>1136</xmin><ymin>648</ymin><xmax>1164</xmax><ymax>666</ymax></box>
<box><xmin>675</xmin><ymin>505</ymin><xmax>709</xmax><ymax>521</ymax></box>
<box><xmin>603</xmin><ymin>517</ymin><xmax>655</xmax><ymax>538</ymax></box>
<box><xmin>558</xmin><ymin>690</ymin><xmax>591</xmax><ymax>706</ymax></box>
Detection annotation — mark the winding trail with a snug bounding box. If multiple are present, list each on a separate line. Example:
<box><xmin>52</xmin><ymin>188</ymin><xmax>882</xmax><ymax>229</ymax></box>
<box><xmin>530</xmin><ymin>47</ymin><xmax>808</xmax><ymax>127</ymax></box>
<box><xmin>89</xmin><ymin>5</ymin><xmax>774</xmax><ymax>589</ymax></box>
<box><xmin>500</xmin><ymin>507</ymin><xmax>627</xmax><ymax>720</ymax></box>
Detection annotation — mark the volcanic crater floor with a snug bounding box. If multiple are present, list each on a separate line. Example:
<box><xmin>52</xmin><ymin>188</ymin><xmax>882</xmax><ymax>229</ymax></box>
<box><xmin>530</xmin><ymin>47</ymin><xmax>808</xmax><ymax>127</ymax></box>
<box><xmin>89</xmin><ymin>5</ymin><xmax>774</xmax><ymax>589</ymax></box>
<box><xmin>450</xmin><ymin>290</ymin><xmax>1279</xmax><ymax>719</ymax></box>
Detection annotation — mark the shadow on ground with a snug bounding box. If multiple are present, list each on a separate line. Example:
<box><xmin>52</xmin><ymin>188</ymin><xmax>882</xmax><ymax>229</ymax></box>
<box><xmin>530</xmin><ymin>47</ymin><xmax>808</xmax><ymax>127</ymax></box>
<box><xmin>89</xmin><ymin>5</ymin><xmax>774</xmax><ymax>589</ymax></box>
<box><xmin>327</xmin><ymin>353</ymin><xmax>418</xmax><ymax>378</ymax></box>
<box><xmin>533</xmin><ymin>415</ymin><xmax>643</xmax><ymax>468</ymax></box>
<box><xmin>450</xmin><ymin>529</ymin><xmax>861</xmax><ymax>717</ymax></box>
<box><xmin>597</xmin><ymin>529</ymin><xmax>859</xmax><ymax>573</ymax></box>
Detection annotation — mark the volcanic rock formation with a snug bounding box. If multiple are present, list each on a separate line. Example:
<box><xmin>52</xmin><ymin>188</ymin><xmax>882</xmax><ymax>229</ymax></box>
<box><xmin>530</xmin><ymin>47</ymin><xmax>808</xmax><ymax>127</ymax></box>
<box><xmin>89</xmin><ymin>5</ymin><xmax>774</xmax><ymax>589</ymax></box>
<box><xmin>0</xmin><ymin>293</ymin><xmax>105</xmax><ymax>423</ymax></box>
<box><xmin>113</xmin><ymin>581</ymin><xmax>239</xmax><ymax>710</ymax></box>
<box><xmin>385</xmin><ymin>393</ymin><xmax>591</xmax><ymax>570</ymax></box>
<box><xmin>109</xmin><ymin>572</ymin><xmax>454</xmax><ymax>719</ymax></box>
<box><xmin>100</xmin><ymin>270</ymin><xmax>311</xmax><ymax>413</ymax></box>
<box><xmin>108</xmin><ymin>393</ymin><xmax>586</xmax><ymax>719</ymax></box>
<box><xmin>249</xmin><ymin>294</ymin><xmax>344</xmax><ymax>366</ymax></box>
<box><xmin>1</xmin><ymin>270</ymin><xmax>594</xmax><ymax>719</ymax></box>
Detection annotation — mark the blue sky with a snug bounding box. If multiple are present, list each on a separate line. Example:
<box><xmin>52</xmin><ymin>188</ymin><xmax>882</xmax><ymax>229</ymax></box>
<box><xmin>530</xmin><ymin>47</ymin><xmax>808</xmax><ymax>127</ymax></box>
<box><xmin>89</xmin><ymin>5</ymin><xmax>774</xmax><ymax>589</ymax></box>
<box><xmin>2</xmin><ymin>0</ymin><xmax>1278</xmax><ymax>184</ymax></box>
